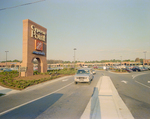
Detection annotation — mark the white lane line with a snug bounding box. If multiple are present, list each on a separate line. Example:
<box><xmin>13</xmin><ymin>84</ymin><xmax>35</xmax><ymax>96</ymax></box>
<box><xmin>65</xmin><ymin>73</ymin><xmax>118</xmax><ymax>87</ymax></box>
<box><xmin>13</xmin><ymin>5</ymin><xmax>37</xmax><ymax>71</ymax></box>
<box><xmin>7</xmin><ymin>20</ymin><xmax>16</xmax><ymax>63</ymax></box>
<box><xmin>62</xmin><ymin>79</ymin><xmax>68</xmax><ymax>82</ymax></box>
<box><xmin>121</xmin><ymin>80</ymin><xmax>127</xmax><ymax>84</ymax></box>
<box><xmin>132</xmin><ymin>73</ymin><xmax>146</xmax><ymax>79</ymax></box>
<box><xmin>0</xmin><ymin>82</ymin><xmax>74</xmax><ymax>116</ymax></box>
<box><xmin>135</xmin><ymin>80</ymin><xmax>150</xmax><ymax>89</ymax></box>
<box><xmin>132</xmin><ymin>73</ymin><xmax>150</xmax><ymax>88</ymax></box>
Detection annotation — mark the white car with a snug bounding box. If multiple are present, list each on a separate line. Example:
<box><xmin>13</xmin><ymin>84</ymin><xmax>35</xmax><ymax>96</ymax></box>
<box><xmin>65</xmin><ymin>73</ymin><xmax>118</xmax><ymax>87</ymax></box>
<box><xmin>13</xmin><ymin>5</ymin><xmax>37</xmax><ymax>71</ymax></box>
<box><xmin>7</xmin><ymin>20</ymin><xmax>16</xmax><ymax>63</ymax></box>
<box><xmin>74</xmin><ymin>68</ymin><xmax>93</xmax><ymax>84</ymax></box>
<box><xmin>92</xmin><ymin>70</ymin><xmax>96</xmax><ymax>74</ymax></box>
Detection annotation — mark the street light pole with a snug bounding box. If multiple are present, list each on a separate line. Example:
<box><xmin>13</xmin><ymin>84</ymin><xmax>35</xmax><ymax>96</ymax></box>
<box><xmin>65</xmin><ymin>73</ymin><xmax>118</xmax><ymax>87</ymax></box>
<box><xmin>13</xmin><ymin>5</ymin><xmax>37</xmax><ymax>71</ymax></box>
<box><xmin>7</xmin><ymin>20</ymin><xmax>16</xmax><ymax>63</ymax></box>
<box><xmin>120</xmin><ymin>56</ymin><xmax>122</xmax><ymax>65</ymax></box>
<box><xmin>143</xmin><ymin>51</ymin><xmax>147</xmax><ymax>65</ymax></box>
<box><xmin>5</xmin><ymin>51</ymin><xmax>9</xmax><ymax>68</ymax></box>
<box><xmin>120</xmin><ymin>56</ymin><xmax>122</xmax><ymax>72</ymax></box>
<box><xmin>74</xmin><ymin>48</ymin><xmax>77</xmax><ymax>69</ymax></box>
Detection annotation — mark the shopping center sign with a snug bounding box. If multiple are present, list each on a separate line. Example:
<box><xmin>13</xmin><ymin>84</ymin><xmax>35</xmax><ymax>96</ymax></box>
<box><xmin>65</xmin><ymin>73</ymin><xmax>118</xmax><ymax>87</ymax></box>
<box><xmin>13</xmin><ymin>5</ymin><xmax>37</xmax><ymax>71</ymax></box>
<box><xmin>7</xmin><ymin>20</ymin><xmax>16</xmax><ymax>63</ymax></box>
<box><xmin>31</xmin><ymin>25</ymin><xmax>46</xmax><ymax>56</ymax></box>
<box><xmin>31</xmin><ymin>25</ymin><xmax>46</xmax><ymax>42</ymax></box>
<box><xmin>21</xmin><ymin>19</ymin><xmax>47</xmax><ymax>77</ymax></box>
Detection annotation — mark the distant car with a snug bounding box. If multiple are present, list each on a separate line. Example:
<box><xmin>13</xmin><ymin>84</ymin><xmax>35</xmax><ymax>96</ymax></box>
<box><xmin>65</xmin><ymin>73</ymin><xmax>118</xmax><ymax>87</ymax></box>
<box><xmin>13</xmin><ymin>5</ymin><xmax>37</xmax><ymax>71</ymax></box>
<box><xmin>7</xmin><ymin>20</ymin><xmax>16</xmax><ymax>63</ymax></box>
<box><xmin>143</xmin><ymin>67</ymin><xmax>148</xmax><ymax>71</ymax></box>
<box><xmin>0</xmin><ymin>68</ymin><xmax>4</xmax><ymax>71</ymax></box>
<box><xmin>93</xmin><ymin>66</ymin><xmax>98</xmax><ymax>69</ymax></box>
<box><xmin>74</xmin><ymin>68</ymin><xmax>93</xmax><ymax>84</ymax></box>
<box><xmin>140</xmin><ymin>67</ymin><xmax>145</xmax><ymax>71</ymax></box>
<box><xmin>0</xmin><ymin>68</ymin><xmax>3</xmax><ymax>72</ymax></box>
<box><xmin>132</xmin><ymin>67</ymin><xmax>142</xmax><ymax>72</ymax></box>
<box><xmin>125</xmin><ymin>68</ymin><xmax>132</xmax><ymax>72</ymax></box>
<box><xmin>147</xmin><ymin>66</ymin><xmax>150</xmax><ymax>70</ymax></box>
<box><xmin>92</xmin><ymin>70</ymin><xmax>96</xmax><ymax>74</ymax></box>
<box><xmin>3</xmin><ymin>69</ymin><xmax>12</xmax><ymax>72</ymax></box>
<box><xmin>33</xmin><ymin>67</ymin><xmax>38</xmax><ymax>71</ymax></box>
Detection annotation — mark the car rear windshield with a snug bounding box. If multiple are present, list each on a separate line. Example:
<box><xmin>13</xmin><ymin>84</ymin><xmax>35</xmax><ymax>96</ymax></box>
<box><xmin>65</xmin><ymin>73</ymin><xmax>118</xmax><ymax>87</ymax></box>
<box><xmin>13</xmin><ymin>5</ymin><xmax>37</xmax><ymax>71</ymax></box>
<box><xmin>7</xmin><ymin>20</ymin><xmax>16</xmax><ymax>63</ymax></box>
<box><xmin>77</xmin><ymin>70</ymin><xmax>89</xmax><ymax>74</ymax></box>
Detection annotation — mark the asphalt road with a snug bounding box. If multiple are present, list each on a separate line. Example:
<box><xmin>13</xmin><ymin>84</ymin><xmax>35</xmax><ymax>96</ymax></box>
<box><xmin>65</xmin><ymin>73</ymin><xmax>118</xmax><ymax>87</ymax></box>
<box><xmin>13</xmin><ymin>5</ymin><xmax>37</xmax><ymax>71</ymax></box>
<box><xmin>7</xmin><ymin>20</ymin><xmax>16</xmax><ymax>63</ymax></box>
<box><xmin>0</xmin><ymin>70</ymin><xmax>150</xmax><ymax>119</ymax></box>
<box><xmin>104</xmin><ymin>70</ymin><xmax>150</xmax><ymax>119</ymax></box>
<box><xmin>0</xmin><ymin>72</ymin><xmax>102</xmax><ymax>119</ymax></box>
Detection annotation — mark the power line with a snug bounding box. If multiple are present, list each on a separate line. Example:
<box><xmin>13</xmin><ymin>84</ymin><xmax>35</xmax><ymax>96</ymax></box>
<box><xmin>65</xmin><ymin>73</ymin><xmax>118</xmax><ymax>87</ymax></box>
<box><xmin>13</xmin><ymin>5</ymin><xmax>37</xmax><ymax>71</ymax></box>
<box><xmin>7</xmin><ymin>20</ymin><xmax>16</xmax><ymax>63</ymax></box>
<box><xmin>0</xmin><ymin>0</ymin><xmax>45</xmax><ymax>11</ymax></box>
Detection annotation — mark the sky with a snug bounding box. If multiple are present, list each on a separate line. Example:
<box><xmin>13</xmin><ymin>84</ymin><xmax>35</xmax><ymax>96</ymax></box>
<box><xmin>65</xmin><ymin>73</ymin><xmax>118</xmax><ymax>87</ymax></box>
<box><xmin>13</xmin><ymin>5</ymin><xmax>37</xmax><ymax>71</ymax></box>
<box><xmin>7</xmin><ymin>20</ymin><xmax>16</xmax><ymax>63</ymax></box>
<box><xmin>0</xmin><ymin>0</ymin><xmax>150</xmax><ymax>62</ymax></box>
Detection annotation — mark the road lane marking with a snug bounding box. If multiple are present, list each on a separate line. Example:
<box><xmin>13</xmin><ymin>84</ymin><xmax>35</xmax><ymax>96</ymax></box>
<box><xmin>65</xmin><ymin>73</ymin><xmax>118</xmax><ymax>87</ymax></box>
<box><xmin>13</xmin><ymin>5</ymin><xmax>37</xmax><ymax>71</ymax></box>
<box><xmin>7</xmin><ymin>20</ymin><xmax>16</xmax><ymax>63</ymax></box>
<box><xmin>135</xmin><ymin>80</ymin><xmax>150</xmax><ymax>89</ymax></box>
<box><xmin>121</xmin><ymin>80</ymin><xmax>127</xmax><ymax>84</ymax></box>
<box><xmin>132</xmin><ymin>73</ymin><xmax>146</xmax><ymax>79</ymax></box>
<box><xmin>62</xmin><ymin>79</ymin><xmax>68</xmax><ymax>82</ymax></box>
<box><xmin>0</xmin><ymin>82</ymin><xmax>74</xmax><ymax>116</ymax></box>
<box><xmin>132</xmin><ymin>73</ymin><xmax>150</xmax><ymax>88</ymax></box>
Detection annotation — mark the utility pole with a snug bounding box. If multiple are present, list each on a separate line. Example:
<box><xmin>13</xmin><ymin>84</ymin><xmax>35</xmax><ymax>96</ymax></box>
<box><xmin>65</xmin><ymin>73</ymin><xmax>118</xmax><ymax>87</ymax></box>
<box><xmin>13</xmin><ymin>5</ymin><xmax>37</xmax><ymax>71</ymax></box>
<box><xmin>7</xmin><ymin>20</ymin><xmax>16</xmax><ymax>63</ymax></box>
<box><xmin>5</xmin><ymin>51</ymin><xmax>9</xmax><ymax>68</ymax></box>
<box><xmin>143</xmin><ymin>51</ymin><xmax>147</xmax><ymax>66</ymax></box>
<box><xmin>120</xmin><ymin>56</ymin><xmax>122</xmax><ymax>72</ymax></box>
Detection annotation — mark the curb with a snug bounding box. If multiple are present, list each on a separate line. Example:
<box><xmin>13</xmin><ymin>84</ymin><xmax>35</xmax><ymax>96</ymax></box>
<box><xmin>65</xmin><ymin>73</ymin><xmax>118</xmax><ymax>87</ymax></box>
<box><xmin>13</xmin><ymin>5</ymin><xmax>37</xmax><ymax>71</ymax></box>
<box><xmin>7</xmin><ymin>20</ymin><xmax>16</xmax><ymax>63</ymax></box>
<box><xmin>109</xmin><ymin>76</ymin><xmax>134</xmax><ymax>119</ymax></box>
<box><xmin>80</xmin><ymin>76</ymin><xmax>134</xmax><ymax>119</ymax></box>
<box><xmin>80</xmin><ymin>77</ymin><xmax>102</xmax><ymax>119</ymax></box>
<box><xmin>0</xmin><ymin>75</ymin><xmax>72</xmax><ymax>96</ymax></box>
<box><xmin>0</xmin><ymin>86</ymin><xmax>13</xmax><ymax>95</ymax></box>
<box><xmin>108</xmin><ymin>71</ymin><xmax>129</xmax><ymax>74</ymax></box>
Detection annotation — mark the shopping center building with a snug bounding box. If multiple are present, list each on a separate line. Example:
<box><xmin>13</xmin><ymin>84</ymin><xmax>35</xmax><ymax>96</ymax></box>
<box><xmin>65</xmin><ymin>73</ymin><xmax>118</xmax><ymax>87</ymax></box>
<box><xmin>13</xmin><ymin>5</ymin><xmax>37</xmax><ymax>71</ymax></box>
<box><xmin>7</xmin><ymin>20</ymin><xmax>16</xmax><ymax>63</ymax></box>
<box><xmin>0</xmin><ymin>60</ymin><xmax>146</xmax><ymax>69</ymax></box>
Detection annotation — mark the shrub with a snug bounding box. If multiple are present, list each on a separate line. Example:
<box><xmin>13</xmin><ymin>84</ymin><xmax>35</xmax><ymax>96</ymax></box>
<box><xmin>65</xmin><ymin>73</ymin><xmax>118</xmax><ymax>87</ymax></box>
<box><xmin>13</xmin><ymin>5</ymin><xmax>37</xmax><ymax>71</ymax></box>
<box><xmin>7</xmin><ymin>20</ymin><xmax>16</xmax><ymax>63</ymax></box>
<box><xmin>33</xmin><ymin>71</ymin><xmax>38</xmax><ymax>75</ymax></box>
<box><xmin>0</xmin><ymin>68</ymin><xmax>77</xmax><ymax>90</ymax></box>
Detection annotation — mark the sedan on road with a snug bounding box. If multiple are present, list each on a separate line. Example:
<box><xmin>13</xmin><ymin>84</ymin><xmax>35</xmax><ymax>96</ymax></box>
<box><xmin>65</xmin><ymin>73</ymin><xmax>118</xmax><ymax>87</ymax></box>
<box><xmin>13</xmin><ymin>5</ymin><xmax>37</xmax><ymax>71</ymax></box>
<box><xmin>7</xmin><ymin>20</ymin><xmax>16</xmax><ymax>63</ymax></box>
<box><xmin>92</xmin><ymin>70</ymin><xmax>96</xmax><ymax>74</ymax></box>
<box><xmin>74</xmin><ymin>68</ymin><xmax>93</xmax><ymax>84</ymax></box>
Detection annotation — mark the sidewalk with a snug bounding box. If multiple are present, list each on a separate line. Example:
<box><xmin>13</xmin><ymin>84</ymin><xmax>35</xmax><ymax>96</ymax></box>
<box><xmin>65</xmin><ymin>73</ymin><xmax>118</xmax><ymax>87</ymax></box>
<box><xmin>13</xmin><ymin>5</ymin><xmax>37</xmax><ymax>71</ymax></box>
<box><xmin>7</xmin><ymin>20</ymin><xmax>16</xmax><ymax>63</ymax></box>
<box><xmin>81</xmin><ymin>76</ymin><xmax>134</xmax><ymax>119</ymax></box>
<box><xmin>0</xmin><ymin>86</ymin><xmax>13</xmax><ymax>95</ymax></box>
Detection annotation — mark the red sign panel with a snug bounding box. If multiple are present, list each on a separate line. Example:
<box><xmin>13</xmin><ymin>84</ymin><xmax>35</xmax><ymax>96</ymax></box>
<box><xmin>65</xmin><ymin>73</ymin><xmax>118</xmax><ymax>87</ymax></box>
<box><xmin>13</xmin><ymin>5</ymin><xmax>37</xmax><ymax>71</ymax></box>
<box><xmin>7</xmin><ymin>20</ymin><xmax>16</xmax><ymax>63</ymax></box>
<box><xmin>35</xmin><ymin>40</ymin><xmax>43</xmax><ymax>51</ymax></box>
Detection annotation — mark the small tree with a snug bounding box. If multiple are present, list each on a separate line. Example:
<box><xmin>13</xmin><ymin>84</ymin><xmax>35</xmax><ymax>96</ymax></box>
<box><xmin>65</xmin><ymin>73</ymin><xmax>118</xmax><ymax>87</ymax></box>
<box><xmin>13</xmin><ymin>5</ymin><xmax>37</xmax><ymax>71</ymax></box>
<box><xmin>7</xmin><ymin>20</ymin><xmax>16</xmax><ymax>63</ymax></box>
<box><xmin>135</xmin><ymin>58</ymin><xmax>140</xmax><ymax>62</ymax></box>
<box><xmin>140</xmin><ymin>59</ymin><xmax>143</xmax><ymax>63</ymax></box>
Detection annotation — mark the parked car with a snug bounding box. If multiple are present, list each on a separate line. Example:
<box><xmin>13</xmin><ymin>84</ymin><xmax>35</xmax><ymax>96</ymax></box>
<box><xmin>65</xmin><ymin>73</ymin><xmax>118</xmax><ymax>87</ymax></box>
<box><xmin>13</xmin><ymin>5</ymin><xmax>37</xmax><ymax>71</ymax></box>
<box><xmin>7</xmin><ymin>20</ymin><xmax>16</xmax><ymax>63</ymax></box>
<box><xmin>125</xmin><ymin>68</ymin><xmax>132</xmax><ymax>72</ymax></box>
<box><xmin>147</xmin><ymin>66</ymin><xmax>150</xmax><ymax>70</ymax></box>
<box><xmin>0</xmin><ymin>68</ymin><xmax>4</xmax><ymax>71</ymax></box>
<box><xmin>132</xmin><ymin>67</ymin><xmax>142</xmax><ymax>72</ymax></box>
<box><xmin>93</xmin><ymin>66</ymin><xmax>98</xmax><ymax>69</ymax></box>
<box><xmin>74</xmin><ymin>68</ymin><xmax>93</xmax><ymax>84</ymax></box>
<box><xmin>3</xmin><ymin>68</ymin><xmax>12</xmax><ymax>72</ymax></box>
<box><xmin>143</xmin><ymin>67</ymin><xmax>149</xmax><ymax>71</ymax></box>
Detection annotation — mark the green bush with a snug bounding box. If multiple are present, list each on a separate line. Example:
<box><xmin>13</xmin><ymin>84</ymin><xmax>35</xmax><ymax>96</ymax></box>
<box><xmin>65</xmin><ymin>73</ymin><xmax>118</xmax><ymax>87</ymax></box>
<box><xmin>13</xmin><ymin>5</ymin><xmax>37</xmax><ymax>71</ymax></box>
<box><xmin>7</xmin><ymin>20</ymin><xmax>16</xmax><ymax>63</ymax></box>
<box><xmin>115</xmin><ymin>69</ymin><xmax>127</xmax><ymax>72</ymax></box>
<box><xmin>33</xmin><ymin>71</ymin><xmax>39</xmax><ymax>75</ymax></box>
<box><xmin>56</xmin><ymin>68</ymin><xmax>77</xmax><ymax>75</ymax></box>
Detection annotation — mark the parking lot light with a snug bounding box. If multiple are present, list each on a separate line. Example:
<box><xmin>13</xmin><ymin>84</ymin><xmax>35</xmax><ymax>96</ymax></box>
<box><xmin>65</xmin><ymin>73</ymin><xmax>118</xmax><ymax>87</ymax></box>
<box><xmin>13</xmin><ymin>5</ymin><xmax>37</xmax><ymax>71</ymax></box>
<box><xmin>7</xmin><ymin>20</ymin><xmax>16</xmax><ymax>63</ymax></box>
<box><xmin>5</xmin><ymin>51</ymin><xmax>9</xmax><ymax>68</ymax></box>
<box><xmin>143</xmin><ymin>51</ymin><xmax>147</xmax><ymax>65</ymax></box>
<box><xmin>74</xmin><ymin>48</ymin><xmax>77</xmax><ymax>69</ymax></box>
